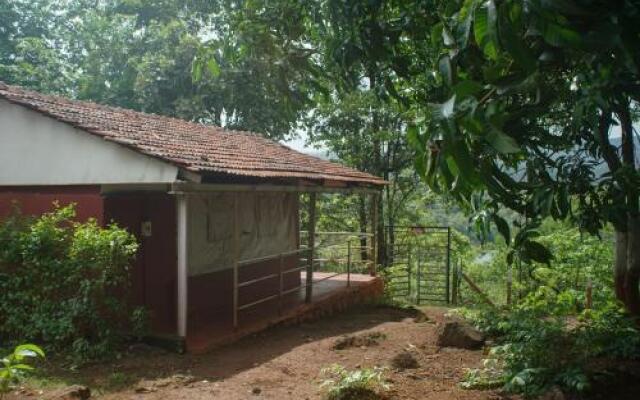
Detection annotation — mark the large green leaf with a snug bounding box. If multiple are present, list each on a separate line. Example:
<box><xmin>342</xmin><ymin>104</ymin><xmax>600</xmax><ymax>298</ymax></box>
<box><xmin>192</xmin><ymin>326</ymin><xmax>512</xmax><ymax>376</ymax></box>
<box><xmin>474</xmin><ymin>0</ymin><xmax>499</xmax><ymax>59</ymax></box>
<box><xmin>406</xmin><ymin>125</ymin><xmax>424</xmax><ymax>153</ymax></box>
<box><xmin>207</xmin><ymin>57</ymin><xmax>221</xmax><ymax>78</ymax></box>
<box><xmin>439</xmin><ymin>55</ymin><xmax>453</xmax><ymax>86</ymax></box>
<box><xmin>538</xmin><ymin>19</ymin><xmax>582</xmax><ymax>48</ymax></box>
<box><xmin>522</xmin><ymin>240</ymin><xmax>553</xmax><ymax>264</ymax></box>
<box><xmin>498</xmin><ymin>4</ymin><xmax>536</xmax><ymax>72</ymax></box>
<box><xmin>431</xmin><ymin>95</ymin><xmax>457</xmax><ymax>121</ymax></box>
<box><xmin>486</xmin><ymin>128</ymin><xmax>520</xmax><ymax>154</ymax></box>
<box><xmin>453</xmin><ymin>80</ymin><xmax>484</xmax><ymax>98</ymax></box>
<box><xmin>492</xmin><ymin>214</ymin><xmax>511</xmax><ymax>244</ymax></box>
<box><xmin>13</xmin><ymin>344</ymin><xmax>44</xmax><ymax>359</ymax></box>
<box><xmin>449</xmin><ymin>142</ymin><xmax>482</xmax><ymax>186</ymax></box>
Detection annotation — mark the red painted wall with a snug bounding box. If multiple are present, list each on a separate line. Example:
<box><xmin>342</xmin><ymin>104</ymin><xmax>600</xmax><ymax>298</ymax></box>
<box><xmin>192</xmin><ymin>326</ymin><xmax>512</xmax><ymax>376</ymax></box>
<box><xmin>1</xmin><ymin>186</ymin><xmax>304</xmax><ymax>341</ymax></box>
<box><xmin>188</xmin><ymin>255</ymin><xmax>302</xmax><ymax>332</ymax></box>
<box><xmin>104</xmin><ymin>193</ymin><xmax>178</xmax><ymax>336</ymax></box>
<box><xmin>0</xmin><ymin>185</ymin><xmax>104</xmax><ymax>223</ymax></box>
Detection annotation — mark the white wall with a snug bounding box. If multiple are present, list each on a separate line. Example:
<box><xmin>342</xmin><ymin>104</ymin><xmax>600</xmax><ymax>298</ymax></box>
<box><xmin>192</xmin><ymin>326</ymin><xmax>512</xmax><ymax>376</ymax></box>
<box><xmin>187</xmin><ymin>192</ymin><xmax>298</xmax><ymax>276</ymax></box>
<box><xmin>0</xmin><ymin>99</ymin><xmax>179</xmax><ymax>185</ymax></box>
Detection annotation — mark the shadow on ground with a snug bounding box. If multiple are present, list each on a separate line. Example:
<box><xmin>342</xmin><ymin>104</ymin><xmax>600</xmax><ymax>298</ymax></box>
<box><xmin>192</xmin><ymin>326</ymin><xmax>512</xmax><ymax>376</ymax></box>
<box><xmin>35</xmin><ymin>304</ymin><xmax>418</xmax><ymax>394</ymax></box>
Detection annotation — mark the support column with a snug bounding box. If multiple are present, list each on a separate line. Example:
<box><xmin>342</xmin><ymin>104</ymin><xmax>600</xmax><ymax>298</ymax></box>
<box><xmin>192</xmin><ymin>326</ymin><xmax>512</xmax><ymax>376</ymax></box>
<box><xmin>446</xmin><ymin>226</ymin><xmax>451</xmax><ymax>304</ymax></box>
<box><xmin>305</xmin><ymin>192</ymin><xmax>316</xmax><ymax>303</ymax></box>
<box><xmin>176</xmin><ymin>193</ymin><xmax>189</xmax><ymax>339</ymax></box>
<box><xmin>232</xmin><ymin>192</ymin><xmax>240</xmax><ymax>329</ymax></box>
<box><xmin>369</xmin><ymin>192</ymin><xmax>379</xmax><ymax>276</ymax></box>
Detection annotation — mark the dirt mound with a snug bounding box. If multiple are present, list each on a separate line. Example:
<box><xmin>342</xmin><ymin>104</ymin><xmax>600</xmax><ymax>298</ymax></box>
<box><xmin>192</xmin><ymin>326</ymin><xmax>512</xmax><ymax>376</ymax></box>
<box><xmin>333</xmin><ymin>331</ymin><xmax>387</xmax><ymax>350</ymax></box>
<box><xmin>436</xmin><ymin>320</ymin><xmax>485</xmax><ymax>349</ymax></box>
<box><xmin>390</xmin><ymin>351</ymin><xmax>419</xmax><ymax>370</ymax></box>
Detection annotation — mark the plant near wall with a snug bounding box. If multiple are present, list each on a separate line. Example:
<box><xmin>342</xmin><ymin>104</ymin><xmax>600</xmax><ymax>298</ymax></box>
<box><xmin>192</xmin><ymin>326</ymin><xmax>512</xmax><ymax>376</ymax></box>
<box><xmin>460</xmin><ymin>293</ymin><xmax>640</xmax><ymax>397</ymax></box>
<box><xmin>0</xmin><ymin>344</ymin><xmax>44</xmax><ymax>398</ymax></box>
<box><xmin>0</xmin><ymin>204</ymin><xmax>139</xmax><ymax>363</ymax></box>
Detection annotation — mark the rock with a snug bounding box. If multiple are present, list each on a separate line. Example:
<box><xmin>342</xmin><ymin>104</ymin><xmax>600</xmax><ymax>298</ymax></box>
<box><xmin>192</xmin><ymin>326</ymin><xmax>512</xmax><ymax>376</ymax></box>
<box><xmin>46</xmin><ymin>385</ymin><xmax>91</xmax><ymax>400</ymax></box>
<box><xmin>332</xmin><ymin>331</ymin><xmax>386</xmax><ymax>350</ymax></box>
<box><xmin>413</xmin><ymin>310</ymin><xmax>431</xmax><ymax>323</ymax></box>
<box><xmin>390</xmin><ymin>351</ymin><xmax>419</xmax><ymax>370</ymax></box>
<box><xmin>436</xmin><ymin>320</ymin><xmax>485</xmax><ymax>349</ymax></box>
<box><xmin>134</xmin><ymin>386</ymin><xmax>156</xmax><ymax>394</ymax></box>
<box><xmin>252</xmin><ymin>387</ymin><xmax>262</xmax><ymax>395</ymax></box>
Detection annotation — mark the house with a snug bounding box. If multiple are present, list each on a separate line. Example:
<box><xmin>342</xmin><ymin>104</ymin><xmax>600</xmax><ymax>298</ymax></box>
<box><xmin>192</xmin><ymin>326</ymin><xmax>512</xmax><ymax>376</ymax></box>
<box><xmin>0</xmin><ymin>82</ymin><xmax>386</xmax><ymax>352</ymax></box>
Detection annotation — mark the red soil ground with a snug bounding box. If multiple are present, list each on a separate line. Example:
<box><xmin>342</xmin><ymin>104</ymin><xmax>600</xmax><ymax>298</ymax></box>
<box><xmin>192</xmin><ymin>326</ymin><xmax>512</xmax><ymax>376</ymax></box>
<box><xmin>13</xmin><ymin>305</ymin><xmax>516</xmax><ymax>400</ymax></box>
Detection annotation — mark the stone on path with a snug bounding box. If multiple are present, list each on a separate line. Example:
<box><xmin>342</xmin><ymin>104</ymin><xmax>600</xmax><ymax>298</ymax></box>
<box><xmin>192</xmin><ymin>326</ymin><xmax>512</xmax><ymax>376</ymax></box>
<box><xmin>46</xmin><ymin>385</ymin><xmax>91</xmax><ymax>400</ymax></box>
<box><xmin>436</xmin><ymin>320</ymin><xmax>485</xmax><ymax>349</ymax></box>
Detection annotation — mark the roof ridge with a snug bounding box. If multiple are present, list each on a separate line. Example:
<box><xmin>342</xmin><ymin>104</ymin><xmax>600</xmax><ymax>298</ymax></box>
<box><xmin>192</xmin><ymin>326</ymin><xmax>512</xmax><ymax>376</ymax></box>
<box><xmin>0</xmin><ymin>81</ymin><xmax>386</xmax><ymax>186</ymax></box>
<box><xmin>0</xmin><ymin>81</ymin><xmax>212</xmax><ymax>129</ymax></box>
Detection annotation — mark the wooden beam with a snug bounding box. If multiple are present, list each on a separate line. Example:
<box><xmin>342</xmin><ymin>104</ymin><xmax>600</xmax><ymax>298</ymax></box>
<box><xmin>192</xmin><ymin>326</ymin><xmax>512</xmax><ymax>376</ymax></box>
<box><xmin>306</xmin><ymin>192</ymin><xmax>317</xmax><ymax>303</ymax></box>
<box><xmin>171</xmin><ymin>182</ymin><xmax>381</xmax><ymax>195</ymax></box>
<box><xmin>461</xmin><ymin>272</ymin><xmax>495</xmax><ymax>307</ymax></box>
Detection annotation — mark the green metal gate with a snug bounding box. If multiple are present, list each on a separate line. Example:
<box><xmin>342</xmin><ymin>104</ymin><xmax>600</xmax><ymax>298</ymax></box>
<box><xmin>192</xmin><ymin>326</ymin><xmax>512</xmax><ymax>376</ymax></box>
<box><xmin>385</xmin><ymin>226</ymin><xmax>451</xmax><ymax>305</ymax></box>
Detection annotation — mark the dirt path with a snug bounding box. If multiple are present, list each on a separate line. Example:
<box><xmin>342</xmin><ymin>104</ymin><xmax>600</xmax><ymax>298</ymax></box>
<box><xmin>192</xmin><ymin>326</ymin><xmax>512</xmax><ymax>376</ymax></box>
<box><xmin>20</xmin><ymin>306</ymin><xmax>511</xmax><ymax>400</ymax></box>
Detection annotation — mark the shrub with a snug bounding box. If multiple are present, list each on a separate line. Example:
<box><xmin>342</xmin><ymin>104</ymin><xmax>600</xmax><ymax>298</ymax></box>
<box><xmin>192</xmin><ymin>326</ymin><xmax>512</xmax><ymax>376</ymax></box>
<box><xmin>460</xmin><ymin>295</ymin><xmax>640</xmax><ymax>398</ymax></box>
<box><xmin>320</xmin><ymin>365</ymin><xmax>389</xmax><ymax>400</ymax></box>
<box><xmin>0</xmin><ymin>204</ymin><xmax>139</xmax><ymax>363</ymax></box>
<box><xmin>0</xmin><ymin>344</ymin><xmax>45</xmax><ymax>398</ymax></box>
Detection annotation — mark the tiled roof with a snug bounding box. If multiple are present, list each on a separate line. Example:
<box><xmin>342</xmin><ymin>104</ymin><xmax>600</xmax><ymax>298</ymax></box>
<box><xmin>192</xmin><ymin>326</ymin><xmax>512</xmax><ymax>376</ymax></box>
<box><xmin>0</xmin><ymin>82</ymin><xmax>385</xmax><ymax>187</ymax></box>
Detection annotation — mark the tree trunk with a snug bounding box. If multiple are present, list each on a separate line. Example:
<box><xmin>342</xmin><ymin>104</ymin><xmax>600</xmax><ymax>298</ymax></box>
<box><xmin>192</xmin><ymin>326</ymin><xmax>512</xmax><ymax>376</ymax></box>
<box><xmin>618</xmin><ymin>102</ymin><xmax>640</xmax><ymax>317</ymax></box>
<box><xmin>615</xmin><ymin>230</ymin><xmax>629</xmax><ymax>302</ymax></box>
<box><xmin>624</xmin><ymin>216</ymin><xmax>640</xmax><ymax>316</ymax></box>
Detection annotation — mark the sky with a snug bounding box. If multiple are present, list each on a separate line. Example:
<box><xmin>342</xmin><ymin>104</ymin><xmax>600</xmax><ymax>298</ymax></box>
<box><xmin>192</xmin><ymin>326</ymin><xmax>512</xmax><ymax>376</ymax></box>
<box><xmin>281</xmin><ymin>131</ymin><xmax>330</xmax><ymax>159</ymax></box>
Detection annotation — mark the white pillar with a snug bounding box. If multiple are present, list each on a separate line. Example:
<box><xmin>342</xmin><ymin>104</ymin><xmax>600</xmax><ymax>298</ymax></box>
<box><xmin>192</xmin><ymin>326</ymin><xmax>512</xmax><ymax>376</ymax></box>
<box><xmin>176</xmin><ymin>193</ymin><xmax>189</xmax><ymax>338</ymax></box>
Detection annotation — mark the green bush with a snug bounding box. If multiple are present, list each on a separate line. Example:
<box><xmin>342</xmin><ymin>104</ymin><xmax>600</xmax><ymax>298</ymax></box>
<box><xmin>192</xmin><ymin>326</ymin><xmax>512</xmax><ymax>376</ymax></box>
<box><xmin>0</xmin><ymin>204</ymin><xmax>139</xmax><ymax>362</ymax></box>
<box><xmin>460</xmin><ymin>222</ymin><xmax>614</xmax><ymax>308</ymax></box>
<box><xmin>460</xmin><ymin>296</ymin><xmax>640</xmax><ymax>397</ymax></box>
<box><xmin>320</xmin><ymin>364</ymin><xmax>389</xmax><ymax>400</ymax></box>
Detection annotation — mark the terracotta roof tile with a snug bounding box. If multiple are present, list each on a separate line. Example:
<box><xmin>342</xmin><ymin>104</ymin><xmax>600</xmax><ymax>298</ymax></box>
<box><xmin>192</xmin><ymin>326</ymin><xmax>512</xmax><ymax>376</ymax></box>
<box><xmin>0</xmin><ymin>82</ymin><xmax>385</xmax><ymax>187</ymax></box>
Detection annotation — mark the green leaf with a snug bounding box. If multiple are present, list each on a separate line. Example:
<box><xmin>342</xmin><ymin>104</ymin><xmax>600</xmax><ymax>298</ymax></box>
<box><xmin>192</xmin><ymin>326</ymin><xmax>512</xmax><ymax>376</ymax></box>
<box><xmin>522</xmin><ymin>240</ymin><xmax>553</xmax><ymax>264</ymax></box>
<box><xmin>506</xmin><ymin>249</ymin><xmax>515</xmax><ymax>265</ymax></box>
<box><xmin>474</xmin><ymin>0</ymin><xmax>499</xmax><ymax>59</ymax></box>
<box><xmin>449</xmin><ymin>143</ymin><xmax>481</xmax><ymax>186</ymax></box>
<box><xmin>14</xmin><ymin>344</ymin><xmax>44</xmax><ymax>359</ymax></box>
<box><xmin>9</xmin><ymin>364</ymin><xmax>34</xmax><ymax>371</ymax></box>
<box><xmin>442</xmin><ymin>26</ymin><xmax>455</xmax><ymax>47</ymax></box>
<box><xmin>438</xmin><ymin>55</ymin><xmax>453</xmax><ymax>86</ymax></box>
<box><xmin>207</xmin><ymin>57</ymin><xmax>221</xmax><ymax>78</ymax></box>
<box><xmin>452</xmin><ymin>80</ymin><xmax>484</xmax><ymax>98</ymax></box>
<box><xmin>492</xmin><ymin>214</ymin><xmax>511</xmax><ymax>244</ymax></box>
<box><xmin>498</xmin><ymin>6</ymin><xmax>536</xmax><ymax>72</ymax></box>
<box><xmin>415</xmin><ymin>153</ymin><xmax>427</xmax><ymax>177</ymax></box>
<box><xmin>485</xmin><ymin>128</ymin><xmax>520</xmax><ymax>154</ymax></box>
<box><xmin>556</xmin><ymin>186</ymin><xmax>570</xmax><ymax>217</ymax></box>
<box><xmin>431</xmin><ymin>95</ymin><xmax>456</xmax><ymax>121</ymax></box>
<box><xmin>407</xmin><ymin>125</ymin><xmax>424</xmax><ymax>153</ymax></box>
<box><xmin>539</xmin><ymin>20</ymin><xmax>582</xmax><ymax>48</ymax></box>
<box><xmin>191</xmin><ymin>58</ymin><xmax>203</xmax><ymax>82</ymax></box>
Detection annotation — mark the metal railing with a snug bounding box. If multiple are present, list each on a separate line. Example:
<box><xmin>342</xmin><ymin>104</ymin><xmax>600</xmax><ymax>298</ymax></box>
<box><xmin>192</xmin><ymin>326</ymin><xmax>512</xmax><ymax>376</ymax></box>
<box><xmin>232</xmin><ymin>232</ymin><xmax>373</xmax><ymax>329</ymax></box>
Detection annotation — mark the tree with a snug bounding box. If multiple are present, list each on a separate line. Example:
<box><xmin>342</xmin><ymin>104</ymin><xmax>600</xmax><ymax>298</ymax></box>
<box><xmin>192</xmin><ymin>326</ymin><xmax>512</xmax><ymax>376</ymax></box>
<box><xmin>1</xmin><ymin>0</ymin><xmax>311</xmax><ymax>140</ymax></box>
<box><xmin>306</xmin><ymin>90</ymin><xmax>419</xmax><ymax>264</ymax></box>
<box><xmin>293</xmin><ymin>0</ymin><xmax>640</xmax><ymax>315</ymax></box>
<box><xmin>416</xmin><ymin>0</ymin><xmax>640</xmax><ymax>315</ymax></box>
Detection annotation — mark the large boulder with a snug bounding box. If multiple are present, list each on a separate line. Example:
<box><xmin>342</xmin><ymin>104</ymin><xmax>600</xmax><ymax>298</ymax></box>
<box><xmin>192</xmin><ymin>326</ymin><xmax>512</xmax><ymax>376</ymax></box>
<box><xmin>436</xmin><ymin>320</ymin><xmax>485</xmax><ymax>349</ymax></box>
